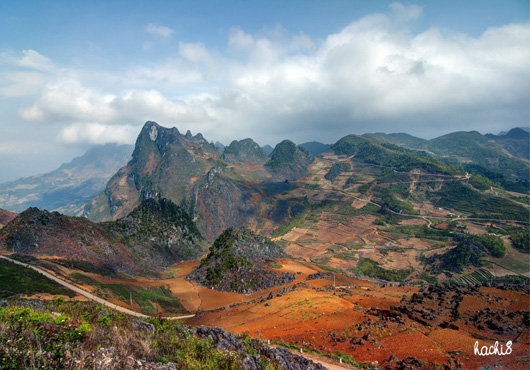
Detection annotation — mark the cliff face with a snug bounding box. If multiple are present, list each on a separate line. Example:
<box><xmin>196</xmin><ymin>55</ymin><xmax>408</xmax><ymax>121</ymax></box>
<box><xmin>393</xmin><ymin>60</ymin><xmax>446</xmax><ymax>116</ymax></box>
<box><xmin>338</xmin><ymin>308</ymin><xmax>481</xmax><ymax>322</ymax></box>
<box><xmin>84</xmin><ymin>122</ymin><xmax>218</xmax><ymax>223</ymax></box>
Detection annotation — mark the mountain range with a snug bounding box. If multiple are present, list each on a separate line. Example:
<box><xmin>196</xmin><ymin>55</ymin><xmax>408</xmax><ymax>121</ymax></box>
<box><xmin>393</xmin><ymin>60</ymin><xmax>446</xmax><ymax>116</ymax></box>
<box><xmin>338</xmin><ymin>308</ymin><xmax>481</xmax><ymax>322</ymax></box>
<box><xmin>0</xmin><ymin>144</ymin><xmax>133</xmax><ymax>216</ymax></box>
<box><xmin>81</xmin><ymin>122</ymin><xmax>526</xmax><ymax>242</ymax></box>
<box><xmin>1</xmin><ymin>121</ymin><xmax>528</xmax><ymax>281</ymax></box>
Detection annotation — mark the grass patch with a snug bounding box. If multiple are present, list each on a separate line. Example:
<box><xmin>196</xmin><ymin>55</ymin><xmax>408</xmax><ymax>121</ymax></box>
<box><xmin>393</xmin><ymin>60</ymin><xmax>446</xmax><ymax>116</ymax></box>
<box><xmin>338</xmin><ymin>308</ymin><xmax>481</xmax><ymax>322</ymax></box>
<box><xmin>434</xmin><ymin>182</ymin><xmax>529</xmax><ymax>222</ymax></box>
<box><xmin>382</xmin><ymin>224</ymin><xmax>452</xmax><ymax>242</ymax></box>
<box><xmin>354</xmin><ymin>258</ymin><xmax>413</xmax><ymax>282</ymax></box>
<box><xmin>0</xmin><ymin>259</ymin><xmax>75</xmax><ymax>298</ymax></box>
<box><xmin>498</xmin><ymin>253</ymin><xmax>530</xmax><ymax>274</ymax></box>
<box><xmin>52</xmin><ymin>258</ymin><xmax>119</xmax><ymax>277</ymax></box>
<box><xmin>70</xmin><ymin>273</ymin><xmax>187</xmax><ymax>314</ymax></box>
<box><xmin>419</xmin><ymin>273</ymin><xmax>440</xmax><ymax>285</ymax></box>
<box><xmin>271</xmin><ymin>213</ymin><xmax>307</xmax><ymax>238</ymax></box>
<box><xmin>268</xmin><ymin>261</ymin><xmax>282</xmax><ymax>269</ymax></box>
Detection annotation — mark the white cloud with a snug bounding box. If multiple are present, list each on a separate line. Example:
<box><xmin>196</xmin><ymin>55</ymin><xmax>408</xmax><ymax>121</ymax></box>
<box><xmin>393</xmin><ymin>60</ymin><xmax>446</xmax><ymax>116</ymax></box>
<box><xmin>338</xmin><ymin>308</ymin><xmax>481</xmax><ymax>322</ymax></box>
<box><xmin>389</xmin><ymin>2</ymin><xmax>423</xmax><ymax>23</ymax></box>
<box><xmin>14</xmin><ymin>49</ymin><xmax>55</xmax><ymax>71</ymax></box>
<box><xmin>21</xmin><ymin>80</ymin><xmax>213</xmax><ymax>131</ymax></box>
<box><xmin>21</xmin><ymin>80</ymin><xmax>116</xmax><ymax>123</ymax></box>
<box><xmin>0</xmin><ymin>50</ymin><xmax>57</xmax><ymax>97</ymax></box>
<box><xmin>179</xmin><ymin>42</ymin><xmax>212</xmax><ymax>63</ymax></box>
<box><xmin>146</xmin><ymin>23</ymin><xmax>174</xmax><ymax>38</ymax></box>
<box><xmin>0</xmin><ymin>71</ymin><xmax>48</xmax><ymax>97</ymax></box>
<box><xmin>11</xmin><ymin>3</ymin><xmax>530</xmax><ymax>148</ymax></box>
<box><xmin>58</xmin><ymin>123</ymin><xmax>139</xmax><ymax>144</ymax></box>
<box><xmin>289</xmin><ymin>32</ymin><xmax>316</xmax><ymax>52</ymax></box>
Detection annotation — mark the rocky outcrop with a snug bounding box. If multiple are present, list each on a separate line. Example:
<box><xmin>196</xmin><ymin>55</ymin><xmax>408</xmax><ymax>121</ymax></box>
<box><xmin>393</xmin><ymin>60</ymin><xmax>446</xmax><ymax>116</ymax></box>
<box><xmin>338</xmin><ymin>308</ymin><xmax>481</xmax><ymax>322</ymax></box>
<box><xmin>82</xmin><ymin>325</ymin><xmax>326</xmax><ymax>370</ymax></box>
<box><xmin>105</xmin><ymin>198</ymin><xmax>208</xmax><ymax>269</ymax></box>
<box><xmin>194</xmin><ymin>326</ymin><xmax>326</xmax><ymax>370</ymax></box>
<box><xmin>188</xmin><ymin>228</ymin><xmax>295</xmax><ymax>294</ymax></box>
<box><xmin>394</xmin><ymin>284</ymin><xmax>529</xmax><ymax>339</ymax></box>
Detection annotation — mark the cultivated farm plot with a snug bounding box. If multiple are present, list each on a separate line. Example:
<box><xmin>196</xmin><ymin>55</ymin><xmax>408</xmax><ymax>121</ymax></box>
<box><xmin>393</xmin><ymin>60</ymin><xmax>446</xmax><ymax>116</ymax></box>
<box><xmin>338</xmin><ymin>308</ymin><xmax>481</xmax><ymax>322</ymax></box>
<box><xmin>282</xmin><ymin>214</ymin><xmax>383</xmax><ymax>270</ymax></box>
<box><xmin>498</xmin><ymin>247</ymin><xmax>530</xmax><ymax>276</ymax></box>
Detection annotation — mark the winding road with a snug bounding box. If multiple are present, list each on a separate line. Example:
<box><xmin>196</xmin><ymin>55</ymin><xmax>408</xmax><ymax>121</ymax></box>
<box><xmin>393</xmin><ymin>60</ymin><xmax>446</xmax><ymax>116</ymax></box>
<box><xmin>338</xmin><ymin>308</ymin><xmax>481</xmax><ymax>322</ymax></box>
<box><xmin>0</xmin><ymin>254</ymin><xmax>194</xmax><ymax>321</ymax></box>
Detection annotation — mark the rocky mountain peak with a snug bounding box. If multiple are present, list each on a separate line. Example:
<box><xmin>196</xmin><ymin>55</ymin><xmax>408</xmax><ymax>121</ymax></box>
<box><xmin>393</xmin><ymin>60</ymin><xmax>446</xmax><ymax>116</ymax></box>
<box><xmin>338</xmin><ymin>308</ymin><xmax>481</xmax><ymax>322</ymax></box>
<box><xmin>194</xmin><ymin>133</ymin><xmax>208</xmax><ymax>143</ymax></box>
<box><xmin>505</xmin><ymin>127</ymin><xmax>529</xmax><ymax>139</ymax></box>
<box><xmin>222</xmin><ymin>138</ymin><xmax>268</xmax><ymax>164</ymax></box>
<box><xmin>265</xmin><ymin>140</ymin><xmax>313</xmax><ymax>181</ymax></box>
<box><xmin>85</xmin><ymin>122</ymin><xmax>226</xmax><ymax>233</ymax></box>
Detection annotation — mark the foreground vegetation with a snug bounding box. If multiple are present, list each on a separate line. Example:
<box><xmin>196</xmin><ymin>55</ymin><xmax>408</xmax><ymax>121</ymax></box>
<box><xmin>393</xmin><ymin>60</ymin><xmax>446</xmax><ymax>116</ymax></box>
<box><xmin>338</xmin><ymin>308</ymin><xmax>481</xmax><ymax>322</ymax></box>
<box><xmin>0</xmin><ymin>299</ymin><xmax>282</xmax><ymax>370</ymax></box>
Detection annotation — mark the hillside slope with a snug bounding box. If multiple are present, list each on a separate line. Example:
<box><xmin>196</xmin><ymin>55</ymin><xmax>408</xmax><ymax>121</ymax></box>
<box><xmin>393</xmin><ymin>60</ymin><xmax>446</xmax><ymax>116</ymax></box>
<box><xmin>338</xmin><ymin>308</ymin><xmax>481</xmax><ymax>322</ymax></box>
<box><xmin>367</xmin><ymin>129</ymin><xmax>529</xmax><ymax>193</ymax></box>
<box><xmin>0</xmin><ymin>199</ymin><xmax>206</xmax><ymax>276</ymax></box>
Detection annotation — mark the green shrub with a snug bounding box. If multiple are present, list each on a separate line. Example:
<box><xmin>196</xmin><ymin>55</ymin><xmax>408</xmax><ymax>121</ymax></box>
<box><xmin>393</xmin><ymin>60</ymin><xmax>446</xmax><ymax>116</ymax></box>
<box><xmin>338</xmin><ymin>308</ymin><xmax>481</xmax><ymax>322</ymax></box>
<box><xmin>355</xmin><ymin>258</ymin><xmax>412</xmax><ymax>282</ymax></box>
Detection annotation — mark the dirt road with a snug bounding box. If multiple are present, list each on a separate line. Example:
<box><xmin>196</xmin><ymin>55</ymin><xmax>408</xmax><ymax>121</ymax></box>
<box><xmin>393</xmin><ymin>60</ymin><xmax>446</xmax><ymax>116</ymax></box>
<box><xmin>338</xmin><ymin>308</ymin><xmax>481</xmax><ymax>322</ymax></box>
<box><xmin>0</xmin><ymin>254</ymin><xmax>194</xmax><ymax>320</ymax></box>
<box><xmin>270</xmin><ymin>345</ymin><xmax>359</xmax><ymax>370</ymax></box>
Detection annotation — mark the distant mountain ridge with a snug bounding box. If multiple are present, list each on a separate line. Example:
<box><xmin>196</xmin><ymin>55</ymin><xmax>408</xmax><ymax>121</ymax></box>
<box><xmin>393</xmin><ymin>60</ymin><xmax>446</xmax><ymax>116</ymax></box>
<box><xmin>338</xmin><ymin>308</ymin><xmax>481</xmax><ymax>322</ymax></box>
<box><xmin>0</xmin><ymin>144</ymin><xmax>133</xmax><ymax>216</ymax></box>
<box><xmin>0</xmin><ymin>208</ymin><xmax>16</xmax><ymax>228</ymax></box>
<box><xmin>364</xmin><ymin>128</ymin><xmax>529</xmax><ymax>192</ymax></box>
<box><xmin>497</xmin><ymin>126</ymin><xmax>529</xmax><ymax>136</ymax></box>
<box><xmin>264</xmin><ymin>140</ymin><xmax>313</xmax><ymax>181</ymax></box>
<box><xmin>222</xmin><ymin>138</ymin><xmax>268</xmax><ymax>164</ymax></box>
<box><xmin>299</xmin><ymin>141</ymin><xmax>331</xmax><ymax>156</ymax></box>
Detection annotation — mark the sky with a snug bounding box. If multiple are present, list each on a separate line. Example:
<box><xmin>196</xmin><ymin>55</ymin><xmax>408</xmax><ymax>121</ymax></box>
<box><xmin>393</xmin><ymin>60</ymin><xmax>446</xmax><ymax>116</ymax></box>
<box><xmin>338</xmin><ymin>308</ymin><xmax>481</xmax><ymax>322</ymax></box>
<box><xmin>0</xmin><ymin>0</ymin><xmax>528</xmax><ymax>183</ymax></box>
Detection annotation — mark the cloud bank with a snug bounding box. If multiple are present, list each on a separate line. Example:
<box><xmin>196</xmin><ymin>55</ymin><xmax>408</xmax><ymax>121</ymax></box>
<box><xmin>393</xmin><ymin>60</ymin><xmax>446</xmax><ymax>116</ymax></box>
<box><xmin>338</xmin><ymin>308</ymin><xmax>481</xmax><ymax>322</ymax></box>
<box><xmin>4</xmin><ymin>4</ymin><xmax>529</xmax><ymax>148</ymax></box>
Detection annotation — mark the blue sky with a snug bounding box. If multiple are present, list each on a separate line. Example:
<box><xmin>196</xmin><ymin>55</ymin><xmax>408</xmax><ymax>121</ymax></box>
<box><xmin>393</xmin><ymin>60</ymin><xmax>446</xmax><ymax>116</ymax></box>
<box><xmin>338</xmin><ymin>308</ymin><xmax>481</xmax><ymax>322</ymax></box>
<box><xmin>0</xmin><ymin>0</ymin><xmax>528</xmax><ymax>182</ymax></box>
